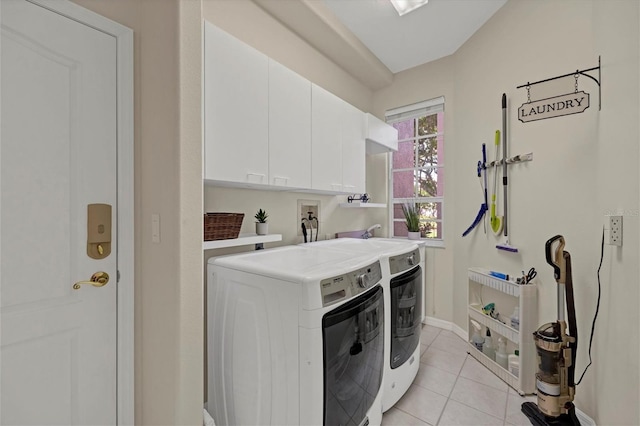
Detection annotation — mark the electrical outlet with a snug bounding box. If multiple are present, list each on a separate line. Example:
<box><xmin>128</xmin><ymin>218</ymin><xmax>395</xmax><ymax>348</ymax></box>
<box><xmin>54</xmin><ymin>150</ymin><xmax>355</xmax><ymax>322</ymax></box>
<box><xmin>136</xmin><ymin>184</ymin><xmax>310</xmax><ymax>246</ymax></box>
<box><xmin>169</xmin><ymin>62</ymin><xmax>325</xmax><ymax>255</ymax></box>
<box><xmin>297</xmin><ymin>200</ymin><xmax>320</xmax><ymax>236</ymax></box>
<box><xmin>609</xmin><ymin>215</ymin><xmax>623</xmax><ymax>246</ymax></box>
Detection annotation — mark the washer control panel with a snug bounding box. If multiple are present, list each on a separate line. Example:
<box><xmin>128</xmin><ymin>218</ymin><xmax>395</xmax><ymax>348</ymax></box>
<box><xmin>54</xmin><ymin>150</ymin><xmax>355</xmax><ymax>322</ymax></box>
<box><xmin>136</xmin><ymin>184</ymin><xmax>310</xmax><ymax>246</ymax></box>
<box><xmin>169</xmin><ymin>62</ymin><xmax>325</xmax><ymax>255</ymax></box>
<box><xmin>320</xmin><ymin>261</ymin><xmax>382</xmax><ymax>307</ymax></box>
<box><xmin>389</xmin><ymin>248</ymin><xmax>421</xmax><ymax>275</ymax></box>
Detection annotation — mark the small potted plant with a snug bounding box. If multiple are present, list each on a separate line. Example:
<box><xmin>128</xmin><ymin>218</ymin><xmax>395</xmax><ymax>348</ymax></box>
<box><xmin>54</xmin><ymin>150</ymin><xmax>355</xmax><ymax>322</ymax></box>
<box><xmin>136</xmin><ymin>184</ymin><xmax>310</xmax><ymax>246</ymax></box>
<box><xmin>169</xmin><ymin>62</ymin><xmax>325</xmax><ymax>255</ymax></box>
<box><xmin>401</xmin><ymin>204</ymin><xmax>421</xmax><ymax>240</ymax></box>
<box><xmin>254</xmin><ymin>208</ymin><xmax>269</xmax><ymax>235</ymax></box>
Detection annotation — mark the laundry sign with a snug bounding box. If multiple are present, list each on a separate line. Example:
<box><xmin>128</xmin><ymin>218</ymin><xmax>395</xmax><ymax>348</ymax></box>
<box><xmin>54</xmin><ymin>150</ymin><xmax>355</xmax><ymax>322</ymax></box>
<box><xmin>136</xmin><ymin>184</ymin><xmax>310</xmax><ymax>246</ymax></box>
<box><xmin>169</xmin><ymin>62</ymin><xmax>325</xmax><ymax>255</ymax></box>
<box><xmin>518</xmin><ymin>91</ymin><xmax>590</xmax><ymax>123</ymax></box>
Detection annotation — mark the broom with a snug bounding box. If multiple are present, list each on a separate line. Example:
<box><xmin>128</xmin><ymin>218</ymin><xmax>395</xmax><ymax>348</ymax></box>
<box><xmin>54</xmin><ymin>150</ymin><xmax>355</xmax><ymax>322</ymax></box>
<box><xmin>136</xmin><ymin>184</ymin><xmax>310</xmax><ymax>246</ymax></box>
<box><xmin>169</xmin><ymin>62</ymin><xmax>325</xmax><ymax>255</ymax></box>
<box><xmin>462</xmin><ymin>143</ymin><xmax>488</xmax><ymax>237</ymax></box>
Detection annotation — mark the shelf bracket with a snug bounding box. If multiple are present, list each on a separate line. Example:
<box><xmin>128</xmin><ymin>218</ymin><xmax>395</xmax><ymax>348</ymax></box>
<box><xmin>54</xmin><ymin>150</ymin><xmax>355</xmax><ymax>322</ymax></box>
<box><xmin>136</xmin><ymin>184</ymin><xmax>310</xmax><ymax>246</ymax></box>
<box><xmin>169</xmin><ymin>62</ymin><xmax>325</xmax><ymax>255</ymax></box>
<box><xmin>517</xmin><ymin>56</ymin><xmax>601</xmax><ymax>110</ymax></box>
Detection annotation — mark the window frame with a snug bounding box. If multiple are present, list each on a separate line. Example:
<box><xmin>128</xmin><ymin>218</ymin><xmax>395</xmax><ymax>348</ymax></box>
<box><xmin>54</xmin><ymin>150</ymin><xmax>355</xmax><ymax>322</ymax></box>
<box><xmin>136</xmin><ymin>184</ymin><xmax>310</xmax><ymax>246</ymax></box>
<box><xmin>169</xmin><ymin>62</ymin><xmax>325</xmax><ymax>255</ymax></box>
<box><xmin>386</xmin><ymin>97</ymin><xmax>445</xmax><ymax>248</ymax></box>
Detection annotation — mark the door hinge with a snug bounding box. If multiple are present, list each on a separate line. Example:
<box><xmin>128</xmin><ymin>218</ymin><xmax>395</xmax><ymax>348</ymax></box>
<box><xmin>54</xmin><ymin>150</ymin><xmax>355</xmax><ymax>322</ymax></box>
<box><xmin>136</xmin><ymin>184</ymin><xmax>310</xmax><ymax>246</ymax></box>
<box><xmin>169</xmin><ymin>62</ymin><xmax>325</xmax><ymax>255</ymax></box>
<box><xmin>117</xmin><ymin>270</ymin><xmax>121</xmax><ymax>283</ymax></box>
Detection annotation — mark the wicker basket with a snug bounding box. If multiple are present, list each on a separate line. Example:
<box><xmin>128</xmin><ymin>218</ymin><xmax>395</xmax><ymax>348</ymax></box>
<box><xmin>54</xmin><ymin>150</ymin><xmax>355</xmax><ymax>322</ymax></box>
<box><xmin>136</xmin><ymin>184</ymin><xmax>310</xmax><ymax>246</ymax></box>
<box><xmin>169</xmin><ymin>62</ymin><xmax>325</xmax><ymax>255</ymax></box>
<box><xmin>204</xmin><ymin>213</ymin><xmax>244</xmax><ymax>241</ymax></box>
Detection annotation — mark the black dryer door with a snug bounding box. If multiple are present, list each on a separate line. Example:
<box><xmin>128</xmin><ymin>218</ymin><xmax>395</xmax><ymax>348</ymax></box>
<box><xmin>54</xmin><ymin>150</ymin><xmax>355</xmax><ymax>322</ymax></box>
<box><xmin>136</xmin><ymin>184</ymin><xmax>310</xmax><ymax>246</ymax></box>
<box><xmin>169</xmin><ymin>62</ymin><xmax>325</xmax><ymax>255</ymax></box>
<box><xmin>322</xmin><ymin>286</ymin><xmax>384</xmax><ymax>426</ymax></box>
<box><xmin>390</xmin><ymin>265</ymin><xmax>422</xmax><ymax>369</ymax></box>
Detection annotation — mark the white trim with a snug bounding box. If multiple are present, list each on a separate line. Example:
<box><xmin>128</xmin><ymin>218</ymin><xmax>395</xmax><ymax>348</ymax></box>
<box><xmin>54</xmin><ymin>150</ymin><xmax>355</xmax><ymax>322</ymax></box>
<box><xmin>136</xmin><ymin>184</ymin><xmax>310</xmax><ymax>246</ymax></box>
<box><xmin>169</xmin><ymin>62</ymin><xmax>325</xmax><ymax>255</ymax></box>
<box><xmin>451</xmin><ymin>323</ymin><xmax>467</xmax><ymax>341</ymax></box>
<box><xmin>27</xmin><ymin>1</ymin><xmax>135</xmax><ymax>424</ymax></box>
<box><xmin>576</xmin><ymin>409</ymin><xmax>596</xmax><ymax>426</ymax></box>
<box><xmin>422</xmin><ymin>316</ymin><xmax>468</xmax><ymax>341</ymax></box>
<box><xmin>423</xmin><ymin>315</ymin><xmax>453</xmax><ymax>330</ymax></box>
<box><xmin>387</xmin><ymin>108</ymin><xmax>446</xmax><ymax>242</ymax></box>
<box><xmin>115</xmin><ymin>24</ymin><xmax>135</xmax><ymax>426</ymax></box>
<box><xmin>203</xmin><ymin>234</ymin><xmax>282</xmax><ymax>250</ymax></box>
<box><xmin>384</xmin><ymin>96</ymin><xmax>444</xmax><ymax>124</ymax></box>
<box><xmin>385</xmin><ymin>96</ymin><xmax>445</xmax><ymax>120</ymax></box>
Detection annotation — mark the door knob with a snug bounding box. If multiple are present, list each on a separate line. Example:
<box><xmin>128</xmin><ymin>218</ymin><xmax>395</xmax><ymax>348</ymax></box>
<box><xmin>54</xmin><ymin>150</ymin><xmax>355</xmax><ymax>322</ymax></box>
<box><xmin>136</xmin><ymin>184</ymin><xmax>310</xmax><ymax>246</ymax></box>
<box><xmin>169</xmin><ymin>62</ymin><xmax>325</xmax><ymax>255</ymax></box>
<box><xmin>73</xmin><ymin>271</ymin><xmax>109</xmax><ymax>290</ymax></box>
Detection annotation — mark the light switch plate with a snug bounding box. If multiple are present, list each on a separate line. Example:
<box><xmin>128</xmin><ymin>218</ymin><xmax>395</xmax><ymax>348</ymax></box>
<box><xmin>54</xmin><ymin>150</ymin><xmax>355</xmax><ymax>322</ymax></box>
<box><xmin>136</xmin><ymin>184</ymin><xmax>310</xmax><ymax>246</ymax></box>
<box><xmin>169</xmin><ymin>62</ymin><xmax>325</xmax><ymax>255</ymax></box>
<box><xmin>152</xmin><ymin>214</ymin><xmax>160</xmax><ymax>243</ymax></box>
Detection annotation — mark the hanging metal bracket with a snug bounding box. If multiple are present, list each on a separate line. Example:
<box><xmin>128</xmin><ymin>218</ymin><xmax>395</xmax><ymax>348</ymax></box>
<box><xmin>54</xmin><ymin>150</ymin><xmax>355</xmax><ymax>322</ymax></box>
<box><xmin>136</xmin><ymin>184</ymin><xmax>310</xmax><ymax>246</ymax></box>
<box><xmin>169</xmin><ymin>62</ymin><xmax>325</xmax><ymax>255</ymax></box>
<box><xmin>517</xmin><ymin>56</ymin><xmax>601</xmax><ymax>110</ymax></box>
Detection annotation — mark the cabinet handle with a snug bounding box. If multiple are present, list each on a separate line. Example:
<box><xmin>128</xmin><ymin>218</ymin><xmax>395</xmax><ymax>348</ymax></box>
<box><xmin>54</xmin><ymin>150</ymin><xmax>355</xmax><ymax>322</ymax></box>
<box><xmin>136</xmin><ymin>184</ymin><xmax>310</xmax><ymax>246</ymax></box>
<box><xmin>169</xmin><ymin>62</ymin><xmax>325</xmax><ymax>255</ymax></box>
<box><xmin>273</xmin><ymin>176</ymin><xmax>289</xmax><ymax>185</ymax></box>
<box><xmin>246</xmin><ymin>173</ymin><xmax>265</xmax><ymax>183</ymax></box>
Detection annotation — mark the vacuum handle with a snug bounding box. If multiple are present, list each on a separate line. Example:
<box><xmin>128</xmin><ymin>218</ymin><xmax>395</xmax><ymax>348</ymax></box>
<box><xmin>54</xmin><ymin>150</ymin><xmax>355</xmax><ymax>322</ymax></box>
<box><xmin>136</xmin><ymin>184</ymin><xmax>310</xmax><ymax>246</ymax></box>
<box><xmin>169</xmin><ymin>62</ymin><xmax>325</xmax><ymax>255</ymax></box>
<box><xmin>545</xmin><ymin>235</ymin><xmax>566</xmax><ymax>283</ymax></box>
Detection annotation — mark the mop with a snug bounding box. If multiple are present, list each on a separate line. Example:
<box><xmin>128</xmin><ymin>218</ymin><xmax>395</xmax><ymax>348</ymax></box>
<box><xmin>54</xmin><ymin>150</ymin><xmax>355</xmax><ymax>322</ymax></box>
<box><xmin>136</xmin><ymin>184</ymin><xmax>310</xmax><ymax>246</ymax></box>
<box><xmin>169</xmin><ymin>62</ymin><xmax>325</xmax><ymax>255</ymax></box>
<box><xmin>496</xmin><ymin>93</ymin><xmax>518</xmax><ymax>253</ymax></box>
<box><xmin>490</xmin><ymin>130</ymin><xmax>503</xmax><ymax>235</ymax></box>
<box><xmin>462</xmin><ymin>143</ymin><xmax>488</xmax><ymax>237</ymax></box>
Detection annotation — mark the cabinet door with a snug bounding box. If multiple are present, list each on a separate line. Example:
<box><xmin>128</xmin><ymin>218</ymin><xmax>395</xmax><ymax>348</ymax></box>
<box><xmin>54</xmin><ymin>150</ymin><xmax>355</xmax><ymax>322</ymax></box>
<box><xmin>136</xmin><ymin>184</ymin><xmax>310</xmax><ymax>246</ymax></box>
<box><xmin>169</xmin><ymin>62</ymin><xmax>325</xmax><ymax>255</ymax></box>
<box><xmin>311</xmin><ymin>84</ymin><xmax>343</xmax><ymax>192</ymax></box>
<box><xmin>269</xmin><ymin>60</ymin><xmax>311</xmax><ymax>188</ymax></box>
<box><xmin>341</xmin><ymin>102</ymin><xmax>366</xmax><ymax>194</ymax></box>
<box><xmin>365</xmin><ymin>113</ymin><xmax>398</xmax><ymax>154</ymax></box>
<box><xmin>204</xmin><ymin>21</ymin><xmax>268</xmax><ymax>184</ymax></box>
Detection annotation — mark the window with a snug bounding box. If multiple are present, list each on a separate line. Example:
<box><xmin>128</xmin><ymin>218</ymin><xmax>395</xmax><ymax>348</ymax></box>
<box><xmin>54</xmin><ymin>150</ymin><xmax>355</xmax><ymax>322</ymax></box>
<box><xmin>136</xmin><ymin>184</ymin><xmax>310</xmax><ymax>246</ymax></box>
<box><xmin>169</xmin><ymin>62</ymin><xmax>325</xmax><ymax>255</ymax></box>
<box><xmin>386</xmin><ymin>97</ymin><xmax>445</xmax><ymax>245</ymax></box>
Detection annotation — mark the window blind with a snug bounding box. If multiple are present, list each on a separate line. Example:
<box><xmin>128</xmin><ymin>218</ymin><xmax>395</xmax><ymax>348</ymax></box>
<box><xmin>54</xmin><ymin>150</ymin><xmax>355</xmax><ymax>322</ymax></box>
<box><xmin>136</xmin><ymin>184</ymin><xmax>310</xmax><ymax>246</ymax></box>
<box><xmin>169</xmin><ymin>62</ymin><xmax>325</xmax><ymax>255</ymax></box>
<box><xmin>384</xmin><ymin>96</ymin><xmax>445</xmax><ymax>124</ymax></box>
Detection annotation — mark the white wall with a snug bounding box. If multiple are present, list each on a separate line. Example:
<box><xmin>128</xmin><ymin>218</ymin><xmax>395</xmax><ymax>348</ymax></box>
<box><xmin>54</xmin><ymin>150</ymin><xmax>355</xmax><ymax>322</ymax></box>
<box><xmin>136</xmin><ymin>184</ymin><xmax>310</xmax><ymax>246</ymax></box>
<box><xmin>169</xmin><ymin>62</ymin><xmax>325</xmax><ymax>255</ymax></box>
<box><xmin>454</xmin><ymin>1</ymin><xmax>638</xmax><ymax>423</ymax></box>
<box><xmin>372</xmin><ymin>55</ymin><xmax>457</xmax><ymax>322</ymax></box>
<box><xmin>373</xmin><ymin>0</ymin><xmax>639</xmax><ymax>423</ymax></box>
<box><xmin>203</xmin><ymin>186</ymin><xmax>386</xmax><ymax>248</ymax></box>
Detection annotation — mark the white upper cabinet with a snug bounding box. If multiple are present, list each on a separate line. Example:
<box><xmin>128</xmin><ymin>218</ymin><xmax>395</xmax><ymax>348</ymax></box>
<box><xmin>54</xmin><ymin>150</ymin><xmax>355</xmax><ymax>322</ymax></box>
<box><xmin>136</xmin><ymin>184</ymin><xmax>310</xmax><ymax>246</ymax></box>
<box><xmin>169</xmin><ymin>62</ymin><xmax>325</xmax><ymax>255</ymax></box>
<box><xmin>341</xmin><ymin>102</ymin><xmax>366</xmax><ymax>194</ymax></box>
<box><xmin>203</xmin><ymin>21</ymin><xmax>368</xmax><ymax>194</ymax></box>
<box><xmin>365</xmin><ymin>113</ymin><xmax>398</xmax><ymax>154</ymax></box>
<box><xmin>311</xmin><ymin>84</ymin><xmax>343</xmax><ymax>192</ymax></box>
<box><xmin>204</xmin><ymin>21</ymin><xmax>269</xmax><ymax>184</ymax></box>
<box><xmin>268</xmin><ymin>60</ymin><xmax>311</xmax><ymax>189</ymax></box>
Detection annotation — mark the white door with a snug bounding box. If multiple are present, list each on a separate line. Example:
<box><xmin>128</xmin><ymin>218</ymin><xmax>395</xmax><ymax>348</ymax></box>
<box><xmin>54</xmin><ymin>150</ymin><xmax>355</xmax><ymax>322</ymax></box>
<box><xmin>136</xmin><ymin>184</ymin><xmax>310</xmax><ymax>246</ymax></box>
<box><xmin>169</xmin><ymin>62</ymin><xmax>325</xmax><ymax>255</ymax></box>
<box><xmin>1</xmin><ymin>1</ymin><xmax>118</xmax><ymax>424</ymax></box>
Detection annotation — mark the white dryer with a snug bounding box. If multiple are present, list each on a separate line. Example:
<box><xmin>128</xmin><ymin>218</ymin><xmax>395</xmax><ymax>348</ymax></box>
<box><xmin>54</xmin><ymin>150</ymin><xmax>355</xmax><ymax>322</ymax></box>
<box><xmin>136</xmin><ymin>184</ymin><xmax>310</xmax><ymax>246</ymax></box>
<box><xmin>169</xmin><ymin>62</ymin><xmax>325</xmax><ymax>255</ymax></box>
<box><xmin>303</xmin><ymin>239</ymin><xmax>423</xmax><ymax>412</ymax></box>
<box><xmin>207</xmin><ymin>245</ymin><xmax>385</xmax><ymax>426</ymax></box>
<box><xmin>305</xmin><ymin>238</ymin><xmax>424</xmax><ymax>412</ymax></box>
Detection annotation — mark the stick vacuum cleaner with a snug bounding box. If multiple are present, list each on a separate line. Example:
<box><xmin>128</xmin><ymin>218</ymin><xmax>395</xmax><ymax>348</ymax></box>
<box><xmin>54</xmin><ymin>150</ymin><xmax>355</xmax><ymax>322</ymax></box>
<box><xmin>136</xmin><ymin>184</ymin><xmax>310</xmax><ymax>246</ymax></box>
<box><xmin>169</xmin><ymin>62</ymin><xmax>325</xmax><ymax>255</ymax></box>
<box><xmin>522</xmin><ymin>235</ymin><xmax>581</xmax><ymax>426</ymax></box>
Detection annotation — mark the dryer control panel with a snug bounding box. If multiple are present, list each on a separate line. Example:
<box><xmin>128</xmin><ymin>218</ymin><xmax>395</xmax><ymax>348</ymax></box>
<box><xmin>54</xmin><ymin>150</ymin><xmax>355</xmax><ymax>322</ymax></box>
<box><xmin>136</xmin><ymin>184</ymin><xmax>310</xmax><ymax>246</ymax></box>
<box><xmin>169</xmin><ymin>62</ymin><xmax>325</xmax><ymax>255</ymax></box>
<box><xmin>320</xmin><ymin>261</ymin><xmax>382</xmax><ymax>307</ymax></box>
<box><xmin>389</xmin><ymin>248</ymin><xmax>421</xmax><ymax>275</ymax></box>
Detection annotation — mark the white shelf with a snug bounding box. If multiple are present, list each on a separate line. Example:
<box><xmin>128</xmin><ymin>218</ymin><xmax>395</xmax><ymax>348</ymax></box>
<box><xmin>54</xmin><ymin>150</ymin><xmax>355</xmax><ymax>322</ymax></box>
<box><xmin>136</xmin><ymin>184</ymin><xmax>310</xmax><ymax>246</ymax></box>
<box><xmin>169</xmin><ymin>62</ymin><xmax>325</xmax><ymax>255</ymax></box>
<box><xmin>467</xmin><ymin>267</ymin><xmax>538</xmax><ymax>395</ymax></box>
<box><xmin>203</xmin><ymin>233</ymin><xmax>282</xmax><ymax>250</ymax></box>
<box><xmin>468</xmin><ymin>267</ymin><xmax>521</xmax><ymax>297</ymax></box>
<box><xmin>468</xmin><ymin>305</ymin><xmax>519</xmax><ymax>344</ymax></box>
<box><xmin>339</xmin><ymin>202</ymin><xmax>387</xmax><ymax>208</ymax></box>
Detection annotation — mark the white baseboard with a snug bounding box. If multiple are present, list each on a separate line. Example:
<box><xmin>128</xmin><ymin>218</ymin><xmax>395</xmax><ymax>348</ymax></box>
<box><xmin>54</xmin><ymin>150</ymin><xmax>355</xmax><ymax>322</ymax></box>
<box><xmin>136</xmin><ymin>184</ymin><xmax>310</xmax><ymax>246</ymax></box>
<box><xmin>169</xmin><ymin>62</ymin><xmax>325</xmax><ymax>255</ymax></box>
<box><xmin>575</xmin><ymin>408</ymin><xmax>596</xmax><ymax>426</ymax></box>
<box><xmin>423</xmin><ymin>316</ymin><xmax>467</xmax><ymax>341</ymax></box>
<box><xmin>423</xmin><ymin>316</ymin><xmax>453</xmax><ymax>330</ymax></box>
<box><xmin>452</xmin><ymin>323</ymin><xmax>467</xmax><ymax>341</ymax></box>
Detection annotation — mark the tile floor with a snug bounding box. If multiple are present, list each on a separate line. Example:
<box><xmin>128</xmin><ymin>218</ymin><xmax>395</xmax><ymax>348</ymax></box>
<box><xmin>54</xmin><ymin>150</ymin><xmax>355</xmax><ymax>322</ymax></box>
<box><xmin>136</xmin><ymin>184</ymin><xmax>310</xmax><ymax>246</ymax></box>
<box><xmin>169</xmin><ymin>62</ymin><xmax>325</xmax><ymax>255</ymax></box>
<box><xmin>381</xmin><ymin>324</ymin><xmax>536</xmax><ymax>426</ymax></box>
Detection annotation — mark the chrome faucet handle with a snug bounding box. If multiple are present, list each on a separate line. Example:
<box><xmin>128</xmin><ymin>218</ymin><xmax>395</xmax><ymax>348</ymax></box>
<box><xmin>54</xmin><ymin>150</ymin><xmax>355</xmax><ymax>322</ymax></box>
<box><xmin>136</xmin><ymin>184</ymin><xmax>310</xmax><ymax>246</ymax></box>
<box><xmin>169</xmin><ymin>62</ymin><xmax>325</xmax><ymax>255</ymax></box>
<box><xmin>363</xmin><ymin>224</ymin><xmax>381</xmax><ymax>239</ymax></box>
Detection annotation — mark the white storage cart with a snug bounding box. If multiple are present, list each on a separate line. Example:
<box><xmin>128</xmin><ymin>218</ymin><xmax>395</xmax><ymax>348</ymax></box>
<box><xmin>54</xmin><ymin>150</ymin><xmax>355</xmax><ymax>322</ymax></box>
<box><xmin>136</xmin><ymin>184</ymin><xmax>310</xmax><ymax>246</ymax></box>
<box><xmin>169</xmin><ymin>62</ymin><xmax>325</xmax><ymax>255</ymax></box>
<box><xmin>467</xmin><ymin>267</ymin><xmax>538</xmax><ymax>395</ymax></box>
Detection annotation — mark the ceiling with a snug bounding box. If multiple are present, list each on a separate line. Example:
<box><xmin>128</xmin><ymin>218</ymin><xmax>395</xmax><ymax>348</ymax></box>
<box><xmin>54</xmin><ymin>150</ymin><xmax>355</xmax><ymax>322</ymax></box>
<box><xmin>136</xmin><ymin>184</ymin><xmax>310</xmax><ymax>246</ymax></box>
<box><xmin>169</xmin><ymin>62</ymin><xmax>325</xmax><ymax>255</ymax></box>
<box><xmin>252</xmin><ymin>0</ymin><xmax>507</xmax><ymax>90</ymax></box>
<box><xmin>322</xmin><ymin>0</ymin><xmax>507</xmax><ymax>73</ymax></box>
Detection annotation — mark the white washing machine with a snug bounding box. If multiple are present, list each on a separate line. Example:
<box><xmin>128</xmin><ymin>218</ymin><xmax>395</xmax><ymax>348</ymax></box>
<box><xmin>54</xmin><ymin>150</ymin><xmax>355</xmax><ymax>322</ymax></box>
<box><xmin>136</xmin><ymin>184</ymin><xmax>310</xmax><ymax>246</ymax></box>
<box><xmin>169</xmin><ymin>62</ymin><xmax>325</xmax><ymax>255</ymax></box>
<box><xmin>207</xmin><ymin>245</ymin><xmax>385</xmax><ymax>426</ymax></box>
<box><xmin>303</xmin><ymin>238</ymin><xmax>423</xmax><ymax>412</ymax></box>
